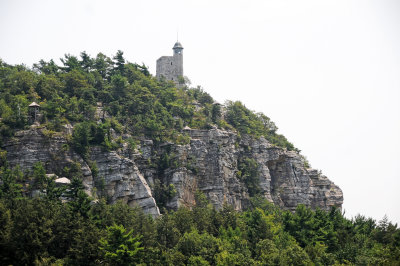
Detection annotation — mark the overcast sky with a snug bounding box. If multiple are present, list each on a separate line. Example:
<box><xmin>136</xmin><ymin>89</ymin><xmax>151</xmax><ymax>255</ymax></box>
<box><xmin>1</xmin><ymin>0</ymin><xmax>399</xmax><ymax>224</ymax></box>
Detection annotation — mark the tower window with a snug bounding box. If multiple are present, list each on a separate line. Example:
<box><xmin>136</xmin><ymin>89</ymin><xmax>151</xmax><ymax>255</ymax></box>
<box><xmin>171</xmin><ymin>62</ymin><xmax>172</xmax><ymax>65</ymax></box>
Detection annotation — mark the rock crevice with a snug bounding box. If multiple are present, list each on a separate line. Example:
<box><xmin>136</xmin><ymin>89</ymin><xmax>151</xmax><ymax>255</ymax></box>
<box><xmin>3</xmin><ymin>127</ymin><xmax>343</xmax><ymax>216</ymax></box>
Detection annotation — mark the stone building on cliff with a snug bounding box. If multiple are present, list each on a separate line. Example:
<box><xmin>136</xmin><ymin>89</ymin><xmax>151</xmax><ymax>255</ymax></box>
<box><xmin>156</xmin><ymin>41</ymin><xmax>184</xmax><ymax>82</ymax></box>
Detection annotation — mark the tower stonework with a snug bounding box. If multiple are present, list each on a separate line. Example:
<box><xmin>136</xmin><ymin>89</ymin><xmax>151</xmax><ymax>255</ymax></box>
<box><xmin>156</xmin><ymin>42</ymin><xmax>183</xmax><ymax>82</ymax></box>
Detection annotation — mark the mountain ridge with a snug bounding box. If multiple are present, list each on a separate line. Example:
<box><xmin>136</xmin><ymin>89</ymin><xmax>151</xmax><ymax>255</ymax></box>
<box><xmin>0</xmin><ymin>52</ymin><xmax>342</xmax><ymax>214</ymax></box>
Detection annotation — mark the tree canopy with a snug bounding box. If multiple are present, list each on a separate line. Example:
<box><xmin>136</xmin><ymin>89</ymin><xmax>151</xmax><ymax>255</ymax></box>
<box><xmin>0</xmin><ymin>185</ymin><xmax>399</xmax><ymax>265</ymax></box>
<box><xmin>0</xmin><ymin>52</ymin><xmax>399</xmax><ymax>264</ymax></box>
<box><xmin>0</xmin><ymin>52</ymin><xmax>296</xmax><ymax>150</ymax></box>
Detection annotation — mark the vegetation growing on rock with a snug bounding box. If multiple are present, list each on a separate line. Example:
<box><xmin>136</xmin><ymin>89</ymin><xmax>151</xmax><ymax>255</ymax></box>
<box><xmin>0</xmin><ymin>52</ymin><xmax>294</xmax><ymax>150</ymax></box>
<box><xmin>0</xmin><ymin>53</ymin><xmax>398</xmax><ymax>264</ymax></box>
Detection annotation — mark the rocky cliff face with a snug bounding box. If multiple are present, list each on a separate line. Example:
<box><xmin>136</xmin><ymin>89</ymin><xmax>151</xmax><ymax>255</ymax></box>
<box><xmin>3</xmin><ymin>127</ymin><xmax>160</xmax><ymax>216</ymax></box>
<box><xmin>134</xmin><ymin>127</ymin><xmax>343</xmax><ymax>212</ymax></box>
<box><xmin>2</xmin><ymin>126</ymin><xmax>343</xmax><ymax>216</ymax></box>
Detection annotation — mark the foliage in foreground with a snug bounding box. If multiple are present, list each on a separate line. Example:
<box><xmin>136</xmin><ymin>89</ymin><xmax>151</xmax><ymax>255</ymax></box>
<box><xmin>0</xmin><ymin>168</ymin><xmax>399</xmax><ymax>266</ymax></box>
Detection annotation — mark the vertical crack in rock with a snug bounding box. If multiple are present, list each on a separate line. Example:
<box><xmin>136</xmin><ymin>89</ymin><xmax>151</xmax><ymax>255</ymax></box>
<box><xmin>3</xmin><ymin>128</ymin><xmax>160</xmax><ymax>217</ymax></box>
<box><xmin>3</xmin><ymin>127</ymin><xmax>342</xmax><ymax>215</ymax></box>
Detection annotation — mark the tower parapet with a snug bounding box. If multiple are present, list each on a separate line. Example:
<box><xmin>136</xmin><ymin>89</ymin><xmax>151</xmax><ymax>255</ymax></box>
<box><xmin>156</xmin><ymin>42</ymin><xmax>184</xmax><ymax>82</ymax></box>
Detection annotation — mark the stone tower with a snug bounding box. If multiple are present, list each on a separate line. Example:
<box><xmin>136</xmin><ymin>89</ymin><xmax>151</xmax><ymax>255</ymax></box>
<box><xmin>156</xmin><ymin>41</ymin><xmax>184</xmax><ymax>82</ymax></box>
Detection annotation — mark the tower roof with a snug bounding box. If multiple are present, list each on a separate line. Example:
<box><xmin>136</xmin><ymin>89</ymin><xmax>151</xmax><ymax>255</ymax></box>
<box><xmin>29</xmin><ymin>102</ymin><xmax>40</xmax><ymax>107</ymax></box>
<box><xmin>173</xmin><ymin>42</ymin><xmax>184</xmax><ymax>49</ymax></box>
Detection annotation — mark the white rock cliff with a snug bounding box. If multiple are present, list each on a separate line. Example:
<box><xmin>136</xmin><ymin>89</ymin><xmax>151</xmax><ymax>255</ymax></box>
<box><xmin>3</xmin><ymin>127</ymin><xmax>343</xmax><ymax>216</ymax></box>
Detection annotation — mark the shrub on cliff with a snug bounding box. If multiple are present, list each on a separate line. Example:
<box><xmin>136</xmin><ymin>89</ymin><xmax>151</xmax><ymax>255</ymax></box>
<box><xmin>0</xmin><ymin>53</ymin><xmax>296</xmax><ymax>152</ymax></box>
<box><xmin>225</xmin><ymin>101</ymin><xmax>296</xmax><ymax>151</ymax></box>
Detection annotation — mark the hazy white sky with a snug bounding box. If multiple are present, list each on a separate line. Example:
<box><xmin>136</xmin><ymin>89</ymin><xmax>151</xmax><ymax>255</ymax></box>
<box><xmin>1</xmin><ymin>0</ymin><xmax>399</xmax><ymax>224</ymax></box>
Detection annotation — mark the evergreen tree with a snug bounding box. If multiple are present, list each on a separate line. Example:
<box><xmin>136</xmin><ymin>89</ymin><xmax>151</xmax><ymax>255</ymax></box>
<box><xmin>80</xmin><ymin>51</ymin><xmax>94</xmax><ymax>72</ymax></box>
<box><xmin>99</xmin><ymin>224</ymin><xmax>143</xmax><ymax>265</ymax></box>
<box><xmin>0</xmin><ymin>164</ymin><xmax>23</xmax><ymax>200</ymax></box>
<box><xmin>113</xmin><ymin>50</ymin><xmax>125</xmax><ymax>75</ymax></box>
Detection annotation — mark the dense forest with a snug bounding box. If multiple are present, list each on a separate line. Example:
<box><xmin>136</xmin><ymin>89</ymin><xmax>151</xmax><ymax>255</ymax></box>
<box><xmin>0</xmin><ymin>51</ymin><xmax>295</xmax><ymax>152</ymax></box>
<box><xmin>0</xmin><ymin>52</ymin><xmax>399</xmax><ymax>265</ymax></box>
<box><xmin>1</xmin><ymin>185</ymin><xmax>399</xmax><ymax>265</ymax></box>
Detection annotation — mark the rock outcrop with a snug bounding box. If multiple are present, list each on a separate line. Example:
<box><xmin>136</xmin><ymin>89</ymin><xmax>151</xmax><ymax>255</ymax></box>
<box><xmin>134</xmin><ymin>127</ymin><xmax>343</xmax><ymax>212</ymax></box>
<box><xmin>3</xmin><ymin>127</ymin><xmax>160</xmax><ymax>217</ymax></box>
<box><xmin>2</xmin><ymin>126</ymin><xmax>343</xmax><ymax>216</ymax></box>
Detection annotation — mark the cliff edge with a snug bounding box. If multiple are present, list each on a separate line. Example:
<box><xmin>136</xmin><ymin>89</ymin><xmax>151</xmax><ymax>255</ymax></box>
<box><xmin>3</xmin><ymin>126</ymin><xmax>342</xmax><ymax>216</ymax></box>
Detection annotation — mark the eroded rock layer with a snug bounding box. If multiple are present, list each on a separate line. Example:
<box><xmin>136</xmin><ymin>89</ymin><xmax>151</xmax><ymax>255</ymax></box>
<box><xmin>3</xmin><ymin>127</ymin><xmax>343</xmax><ymax>216</ymax></box>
